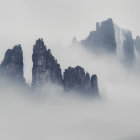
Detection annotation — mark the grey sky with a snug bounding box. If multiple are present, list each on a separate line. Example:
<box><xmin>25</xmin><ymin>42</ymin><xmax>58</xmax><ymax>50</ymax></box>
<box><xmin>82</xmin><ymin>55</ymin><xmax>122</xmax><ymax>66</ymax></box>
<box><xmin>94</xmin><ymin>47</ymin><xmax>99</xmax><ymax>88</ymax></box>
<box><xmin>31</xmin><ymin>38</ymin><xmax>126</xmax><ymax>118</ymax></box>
<box><xmin>0</xmin><ymin>0</ymin><xmax>140</xmax><ymax>45</ymax></box>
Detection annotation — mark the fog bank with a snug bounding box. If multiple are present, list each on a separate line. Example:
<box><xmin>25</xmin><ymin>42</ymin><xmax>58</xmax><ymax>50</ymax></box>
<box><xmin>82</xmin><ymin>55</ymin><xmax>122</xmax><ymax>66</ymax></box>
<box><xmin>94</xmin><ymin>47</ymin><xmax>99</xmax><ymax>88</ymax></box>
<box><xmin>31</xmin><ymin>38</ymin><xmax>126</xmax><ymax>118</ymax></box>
<box><xmin>0</xmin><ymin>43</ymin><xmax>140</xmax><ymax>140</ymax></box>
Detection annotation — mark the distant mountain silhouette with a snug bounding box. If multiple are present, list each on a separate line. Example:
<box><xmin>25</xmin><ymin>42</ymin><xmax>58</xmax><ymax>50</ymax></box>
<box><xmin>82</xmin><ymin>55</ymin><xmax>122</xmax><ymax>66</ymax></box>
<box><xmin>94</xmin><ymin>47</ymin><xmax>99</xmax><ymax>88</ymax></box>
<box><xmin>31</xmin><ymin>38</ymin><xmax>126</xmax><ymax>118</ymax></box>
<box><xmin>73</xmin><ymin>18</ymin><xmax>136</xmax><ymax>66</ymax></box>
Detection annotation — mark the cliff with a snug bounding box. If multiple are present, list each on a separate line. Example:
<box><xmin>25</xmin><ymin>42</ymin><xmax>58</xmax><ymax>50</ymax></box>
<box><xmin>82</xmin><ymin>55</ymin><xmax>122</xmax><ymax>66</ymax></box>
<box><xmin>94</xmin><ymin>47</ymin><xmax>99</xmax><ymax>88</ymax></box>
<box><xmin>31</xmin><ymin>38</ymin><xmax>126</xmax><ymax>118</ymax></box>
<box><xmin>78</xmin><ymin>18</ymin><xmax>136</xmax><ymax>65</ymax></box>
<box><xmin>32</xmin><ymin>39</ymin><xmax>100</xmax><ymax>97</ymax></box>
<box><xmin>0</xmin><ymin>39</ymin><xmax>100</xmax><ymax>98</ymax></box>
<box><xmin>0</xmin><ymin>45</ymin><xmax>25</xmax><ymax>83</ymax></box>
<box><xmin>63</xmin><ymin>66</ymin><xmax>99</xmax><ymax>96</ymax></box>
<box><xmin>81</xmin><ymin>18</ymin><xmax>117</xmax><ymax>54</ymax></box>
<box><xmin>32</xmin><ymin>39</ymin><xmax>62</xmax><ymax>87</ymax></box>
<box><xmin>135</xmin><ymin>36</ymin><xmax>140</xmax><ymax>54</ymax></box>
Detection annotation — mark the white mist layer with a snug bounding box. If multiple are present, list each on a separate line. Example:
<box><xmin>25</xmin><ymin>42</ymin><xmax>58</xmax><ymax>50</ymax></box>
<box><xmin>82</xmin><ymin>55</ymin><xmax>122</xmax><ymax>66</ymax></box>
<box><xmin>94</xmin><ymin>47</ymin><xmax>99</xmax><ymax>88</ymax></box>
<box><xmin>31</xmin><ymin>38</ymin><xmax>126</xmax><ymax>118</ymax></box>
<box><xmin>0</xmin><ymin>85</ymin><xmax>140</xmax><ymax>140</ymax></box>
<box><xmin>0</xmin><ymin>43</ymin><xmax>140</xmax><ymax>140</ymax></box>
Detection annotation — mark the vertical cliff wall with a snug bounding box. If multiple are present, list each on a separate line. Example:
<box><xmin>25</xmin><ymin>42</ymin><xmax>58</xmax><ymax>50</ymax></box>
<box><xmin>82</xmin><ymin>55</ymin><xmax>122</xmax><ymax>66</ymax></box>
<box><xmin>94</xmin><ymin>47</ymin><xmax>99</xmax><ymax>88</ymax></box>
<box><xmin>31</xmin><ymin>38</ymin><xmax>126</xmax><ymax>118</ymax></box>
<box><xmin>63</xmin><ymin>66</ymin><xmax>99</xmax><ymax>96</ymax></box>
<box><xmin>0</xmin><ymin>45</ymin><xmax>25</xmax><ymax>83</ymax></box>
<box><xmin>81</xmin><ymin>18</ymin><xmax>117</xmax><ymax>54</ymax></box>
<box><xmin>32</xmin><ymin>39</ymin><xmax>62</xmax><ymax>87</ymax></box>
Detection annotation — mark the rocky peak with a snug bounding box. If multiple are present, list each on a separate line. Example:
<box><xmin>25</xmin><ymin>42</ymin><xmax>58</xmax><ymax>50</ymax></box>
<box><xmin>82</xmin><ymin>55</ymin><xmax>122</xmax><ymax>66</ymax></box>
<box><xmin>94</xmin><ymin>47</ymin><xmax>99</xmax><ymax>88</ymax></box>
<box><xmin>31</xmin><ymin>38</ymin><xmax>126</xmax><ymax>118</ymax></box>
<box><xmin>0</xmin><ymin>38</ymin><xmax>100</xmax><ymax>98</ymax></box>
<box><xmin>135</xmin><ymin>36</ymin><xmax>140</xmax><ymax>53</ymax></box>
<box><xmin>32</xmin><ymin>38</ymin><xmax>100</xmax><ymax>96</ymax></box>
<box><xmin>81</xmin><ymin>18</ymin><xmax>116</xmax><ymax>54</ymax></box>
<box><xmin>122</xmin><ymin>30</ymin><xmax>135</xmax><ymax>65</ymax></box>
<box><xmin>63</xmin><ymin>66</ymin><xmax>99</xmax><ymax>96</ymax></box>
<box><xmin>0</xmin><ymin>44</ymin><xmax>25</xmax><ymax>83</ymax></box>
<box><xmin>91</xmin><ymin>74</ymin><xmax>99</xmax><ymax>94</ymax></box>
<box><xmin>32</xmin><ymin>38</ymin><xmax>62</xmax><ymax>87</ymax></box>
<box><xmin>34</xmin><ymin>38</ymin><xmax>46</xmax><ymax>50</ymax></box>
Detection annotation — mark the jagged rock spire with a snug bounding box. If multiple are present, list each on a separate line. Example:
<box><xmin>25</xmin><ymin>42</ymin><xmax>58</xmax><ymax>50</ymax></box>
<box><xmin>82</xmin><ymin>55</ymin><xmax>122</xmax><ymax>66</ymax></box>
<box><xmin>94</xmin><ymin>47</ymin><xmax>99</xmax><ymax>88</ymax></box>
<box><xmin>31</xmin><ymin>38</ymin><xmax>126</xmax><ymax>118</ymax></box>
<box><xmin>81</xmin><ymin>18</ymin><xmax>117</xmax><ymax>54</ymax></box>
<box><xmin>0</xmin><ymin>38</ymin><xmax>100</xmax><ymax>98</ymax></box>
<box><xmin>135</xmin><ymin>36</ymin><xmax>140</xmax><ymax>53</ymax></box>
<box><xmin>63</xmin><ymin>66</ymin><xmax>99</xmax><ymax>96</ymax></box>
<box><xmin>122</xmin><ymin>30</ymin><xmax>135</xmax><ymax>65</ymax></box>
<box><xmin>91</xmin><ymin>74</ymin><xmax>99</xmax><ymax>95</ymax></box>
<box><xmin>32</xmin><ymin>38</ymin><xmax>62</xmax><ymax>87</ymax></box>
<box><xmin>32</xmin><ymin>39</ymin><xmax>100</xmax><ymax>97</ymax></box>
<box><xmin>0</xmin><ymin>44</ymin><xmax>25</xmax><ymax>83</ymax></box>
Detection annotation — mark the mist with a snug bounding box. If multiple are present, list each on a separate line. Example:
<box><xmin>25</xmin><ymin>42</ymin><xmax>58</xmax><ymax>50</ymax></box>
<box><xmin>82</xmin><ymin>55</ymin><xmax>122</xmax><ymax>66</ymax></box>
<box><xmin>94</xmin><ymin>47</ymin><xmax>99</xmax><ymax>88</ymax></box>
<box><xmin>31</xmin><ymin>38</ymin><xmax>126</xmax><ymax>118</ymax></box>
<box><xmin>0</xmin><ymin>0</ymin><xmax>140</xmax><ymax>139</ymax></box>
<box><xmin>0</xmin><ymin>41</ymin><xmax>140</xmax><ymax>140</ymax></box>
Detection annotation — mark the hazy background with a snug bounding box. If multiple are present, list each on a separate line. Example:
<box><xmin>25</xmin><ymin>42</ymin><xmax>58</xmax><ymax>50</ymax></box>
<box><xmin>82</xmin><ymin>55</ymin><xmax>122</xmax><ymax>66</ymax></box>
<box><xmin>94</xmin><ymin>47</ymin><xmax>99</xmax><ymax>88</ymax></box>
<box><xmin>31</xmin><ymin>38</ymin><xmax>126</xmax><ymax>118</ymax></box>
<box><xmin>0</xmin><ymin>0</ymin><xmax>140</xmax><ymax>140</ymax></box>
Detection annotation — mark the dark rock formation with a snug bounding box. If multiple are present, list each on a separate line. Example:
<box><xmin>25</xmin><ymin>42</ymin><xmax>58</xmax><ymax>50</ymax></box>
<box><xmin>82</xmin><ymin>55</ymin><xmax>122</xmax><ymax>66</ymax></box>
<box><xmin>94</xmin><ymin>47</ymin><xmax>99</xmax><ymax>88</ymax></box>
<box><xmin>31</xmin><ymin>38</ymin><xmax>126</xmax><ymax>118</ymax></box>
<box><xmin>0</xmin><ymin>45</ymin><xmax>25</xmax><ymax>83</ymax></box>
<box><xmin>32</xmin><ymin>39</ymin><xmax>62</xmax><ymax>87</ymax></box>
<box><xmin>135</xmin><ymin>36</ymin><xmax>140</xmax><ymax>53</ymax></box>
<box><xmin>0</xmin><ymin>38</ymin><xmax>100</xmax><ymax>98</ymax></box>
<box><xmin>78</xmin><ymin>18</ymin><xmax>136</xmax><ymax>65</ymax></box>
<box><xmin>63</xmin><ymin>66</ymin><xmax>99</xmax><ymax>96</ymax></box>
<box><xmin>122</xmin><ymin>30</ymin><xmax>135</xmax><ymax>64</ymax></box>
<box><xmin>81</xmin><ymin>18</ymin><xmax>116</xmax><ymax>54</ymax></box>
<box><xmin>32</xmin><ymin>39</ymin><xmax>99</xmax><ymax>97</ymax></box>
<box><xmin>91</xmin><ymin>74</ymin><xmax>99</xmax><ymax>95</ymax></box>
<box><xmin>113</xmin><ymin>25</ymin><xmax>135</xmax><ymax>65</ymax></box>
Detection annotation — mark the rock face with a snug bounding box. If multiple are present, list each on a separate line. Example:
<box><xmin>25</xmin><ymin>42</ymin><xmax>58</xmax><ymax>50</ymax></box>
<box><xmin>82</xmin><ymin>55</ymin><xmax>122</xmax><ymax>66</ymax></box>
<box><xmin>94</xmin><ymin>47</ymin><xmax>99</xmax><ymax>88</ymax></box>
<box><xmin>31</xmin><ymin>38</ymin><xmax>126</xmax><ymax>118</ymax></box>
<box><xmin>0</xmin><ymin>38</ymin><xmax>100</xmax><ymax>97</ymax></box>
<box><xmin>32</xmin><ymin>39</ymin><xmax>99</xmax><ymax>96</ymax></box>
<box><xmin>78</xmin><ymin>18</ymin><xmax>136</xmax><ymax>65</ymax></box>
<box><xmin>122</xmin><ymin>30</ymin><xmax>135</xmax><ymax>64</ymax></box>
<box><xmin>0</xmin><ymin>45</ymin><xmax>25</xmax><ymax>83</ymax></box>
<box><xmin>81</xmin><ymin>18</ymin><xmax>116</xmax><ymax>54</ymax></box>
<box><xmin>135</xmin><ymin>36</ymin><xmax>140</xmax><ymax>53</ymax></box>
<box><xmin>63</xmin><ymin>66</ymin><xmax>99</xmax><ymax>96</ymax></box>
<box><xmin>32</xmin><ymin>39</ymin><xmax>62</xmax><ymax>87</ymax></box>
<box><xmin>114</xmin><ymin>25</ymin><xmax>135</xmax><ymax>65</ymax></box>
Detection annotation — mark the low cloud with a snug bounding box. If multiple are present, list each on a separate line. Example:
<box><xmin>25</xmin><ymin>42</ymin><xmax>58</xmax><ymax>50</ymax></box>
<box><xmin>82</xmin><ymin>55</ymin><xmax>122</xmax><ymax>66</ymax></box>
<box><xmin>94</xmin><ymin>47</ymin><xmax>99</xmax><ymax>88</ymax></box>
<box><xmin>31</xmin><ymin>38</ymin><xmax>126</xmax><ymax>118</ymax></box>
<box><xmin>0</xmin><ymin>43</ymin><xmax>140</xmax><ymax>140</ymax></box>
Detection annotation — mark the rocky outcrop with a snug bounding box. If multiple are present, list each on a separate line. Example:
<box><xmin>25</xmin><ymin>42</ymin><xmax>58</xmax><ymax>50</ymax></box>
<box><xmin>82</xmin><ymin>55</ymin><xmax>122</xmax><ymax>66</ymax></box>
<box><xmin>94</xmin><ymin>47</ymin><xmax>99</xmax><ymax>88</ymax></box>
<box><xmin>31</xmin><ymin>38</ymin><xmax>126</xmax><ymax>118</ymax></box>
<box><xmin>81</xmin><ymin>18</ymin><xmax>116</xmax><ymax>54</ymax></box>
<box><xmin>0</xmin><ymin>39</ymin><xmax>100</xmax><ymax>97</ymax></box>
<box><xmin>63</xmin><ymin>66</ymin><xmax>99</xmax><ymax>96</ymax></box>
<box><xmin>0</xmin><ymin>45</ymin><xmax>25</xmax><ymax>83</ymax></box>
<box><xmin>114</xmin><ymin>25</ymin><xmax>135</xmax><ymax>65</ymax></box>
<box><xmin>32</xmin><ymin>39</ymin><xmax>99</xmax><ymax>97</ymax></box>
<box><xmin>122</xmin><ymin>30</ymin><xmax>135</xmax><ymax>64</ymax></box>
<box><xmin>135</xmin><ymin>36</ymin><xmax>140</xmax><ymax>53</ymax></box>
<box><xmin>32</xmin><ymin>39</ymin><xmax>62</xmax><ymax>87</ymax></box>
<box><xmin>77</xmin><ymin>18</ymin><xmax>136</xmax><ymax>65</ymax></box>
<box><xmin>91</xmin><ymin>74</ymin><xmax>99</xmax><ymax>95</ymax></box>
